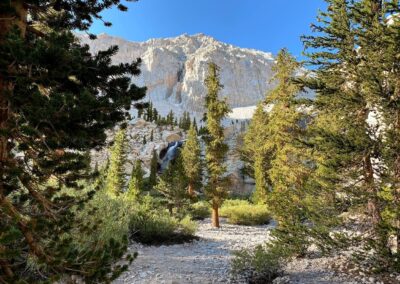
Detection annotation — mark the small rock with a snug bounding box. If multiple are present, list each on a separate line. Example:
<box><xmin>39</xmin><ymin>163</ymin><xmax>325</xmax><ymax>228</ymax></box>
<box><xmin>272</xmin><ymin>276</ymin><xmax>290</xmax><ymax>284</ymax></box>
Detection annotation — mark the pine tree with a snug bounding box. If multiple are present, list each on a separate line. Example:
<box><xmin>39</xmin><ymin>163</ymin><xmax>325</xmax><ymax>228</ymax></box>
<box><xmin>350</xmin><ymin>0</ymin><xmax>400</xmax><ymax>267</ymax></box>
<box><xmin>156</xmin><ymin>152</ymin><xmax>189</xmax><ymax>215</ymax></box>
<box><xmin>301</xmin><ymin>0</ymin><xmax>400</xmax><ymax>269</ymax></box>
<box><xmin>181</xmin><ymin>111</ymin><xmax>191</xmax><ymax>130</ymax></box>
<box><xmin>242</xmin><ymin>103</ymin><xmax>270</xmax><ymax>204</ymax></box>
<box><xmin>145</xmin><ymin>101</ymin><xmax>153</xmax><ymax>121</ymax></box>
<box><xmin>150</xmin><ymin>130</ymin><xmax>154</xmax><ymax>142</ymax></box>
<box><xmin>105</xmin><ymin>128</ymin><xmax>128</xmax><ymax>197</ymax></box>
<box><xmin>95</xmin><ymin>158</ymin><xmax>110</xmax><ymax>190</ymax></box>
<box><xmin>182</xmin><ymin>124</ymin><xmax>202</xmax><ymax>197</ymax></box>
<box><xmin>0</xmin><ymin>0</ymin><xmax>146</xmax><ymax>281</ymax></box>
<box><xmin>377</xmin><ymin>3</ymin><xmax>400</xmax><ymax>263</ymax></box>
<box><xmin>127</xmin><ymin>160</ymin><xmax>144</xmax><ymax>201</ymax></box>
<box><xmin>260</xmin><ymin>49</ymin><xmax>316</xmax><ymax>254</ymax></box>
<box><xmin>148</xmin><ymin>149</ymin><xmax>158</xmax><ymax>190</ymax></box>
<box><xmin>143</xmin><ymin>135</ymin><xmax>147</xmax><ymax>145</ymax></box>
<box><xmin>153</xmin><ymin>107</ymin><xmax>159</xmax><ymax>123</ymax></box>
<box><xmin>192</xmin><ymin>117</ymin><xmax>198</xmax><ymax>133</ymax></box>
<box><xmin>204</xmin><ymin>63</ymin><xmax>231</xmax><ymax>227</ymax></box>
<box><xmin>166</xmin><ymin>110</ymin><xmax>174</xmax><ymax>127</ymax></box>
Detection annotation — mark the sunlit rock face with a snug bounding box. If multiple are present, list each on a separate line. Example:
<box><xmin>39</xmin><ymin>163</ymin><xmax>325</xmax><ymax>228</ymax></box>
<box><xmin>79</xmin><ymin>33</ymin><xmax>278</xmax><ymax>196</ymax></box>
<box><xmin>77</xmin><ymin>33</ymin><xmax>276</xmax><ymax>116</ymax></box>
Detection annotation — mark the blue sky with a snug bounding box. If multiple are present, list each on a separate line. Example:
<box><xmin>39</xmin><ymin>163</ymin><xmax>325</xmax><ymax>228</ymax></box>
<box><xmin>90</xmin><ymin>0</ymin><xmax>327</xmax><ymax>59</ymax></box>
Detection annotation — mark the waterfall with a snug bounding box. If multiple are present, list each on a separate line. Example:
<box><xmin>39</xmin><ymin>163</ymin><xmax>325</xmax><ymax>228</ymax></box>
<box><xmin>159</xmin><ymin>141</ymin><xmax>183</xmax><ymax>172</ymax></box>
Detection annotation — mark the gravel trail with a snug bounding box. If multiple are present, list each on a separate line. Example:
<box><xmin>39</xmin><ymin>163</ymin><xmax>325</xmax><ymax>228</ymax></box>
<box><xmin>113</xmin><ymin>218</ymin><xmax>361</xmax><ymax>284</ymax></box>
<box><xmin>113</xmin><ymin>218</ymin><xmax>272</xmax><ymax>284</ymax></box>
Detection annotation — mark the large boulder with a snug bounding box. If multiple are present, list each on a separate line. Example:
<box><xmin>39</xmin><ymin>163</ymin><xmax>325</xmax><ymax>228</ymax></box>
<box><xmin>163</xmin><ymin>132</ymin><xmax>182</xmax><ymax>143</ymax></box>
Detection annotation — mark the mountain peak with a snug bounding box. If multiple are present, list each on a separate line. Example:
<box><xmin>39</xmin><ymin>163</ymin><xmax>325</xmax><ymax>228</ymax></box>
<box><xmin>78</xmin><ymin>33</ymin><xmax>276</xmax><ymax>115</ymax></box>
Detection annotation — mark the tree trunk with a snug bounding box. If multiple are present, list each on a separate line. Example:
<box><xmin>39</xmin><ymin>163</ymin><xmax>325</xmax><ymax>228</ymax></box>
<box><xmin>0</xmin><ymin>2</ymin><xmax>28</xmax><ymax>276</ymax></box>
<box><xmin>0</xmin><ymin>258</ymin><xmax>14</xmax><ymax>279</ymax></box>
<box><xmin>0</xmin><ymin>0</ymin><xmax>26</xmax><ymax>163</ymax></box>
<box><xmin>394</xmin><ymin>110</ymin><xmax>400</xmax><ymax>254</ymax></box>
<box><xmin>0</xmin><ymin>79</ymin><xmax>10</xmax><ymax>164</ymax></box>
<box><xmin>188</xmin><ymin>183</ymin><xmax>195</xmax><ymax>197</ymax></box>
<box><xmin>211</xmin><ymin>203</ymin><xmax>220</xmax><ymax>228</ymax></box>
<box><xmin>364</xmin><ymin>154</ymin><xmax>380</xmax><ymax>224</ymax></box>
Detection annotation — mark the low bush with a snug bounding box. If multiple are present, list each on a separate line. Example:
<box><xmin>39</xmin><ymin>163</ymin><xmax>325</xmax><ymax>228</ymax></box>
<box><xmin>220</xmin><ymin>199</ymin><xmax>270</xmax><ymax>225</ymax></box>
<box><xmin>189</xmin><ymin>200</ymin><xmax>211</xmax><ymax>220</ymax></box>
<box><xmin>67</xmin><ymin>186</ymin><xmax>135</xmax><ymax>282</ymax></box>
<box><xmin>129</xmin><ymin>195</ymin><xmax>198</xmax><ymax>245</ymax></box>
<box><xmin>179</xmin><ymin>215</ymin><xmax>198</xmax><ymax>235</ymax></box>
<box><xmin>231</xmin><ymin>245</ymin><xmax>284</xmax><ymax>284</ymax></box>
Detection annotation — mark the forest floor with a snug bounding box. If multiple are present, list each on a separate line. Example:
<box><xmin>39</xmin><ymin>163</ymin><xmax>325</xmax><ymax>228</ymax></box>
<box><xmin>113</xmin><ymin>219</ymin><xmax>369</xmax><ymax>284</ymax></box>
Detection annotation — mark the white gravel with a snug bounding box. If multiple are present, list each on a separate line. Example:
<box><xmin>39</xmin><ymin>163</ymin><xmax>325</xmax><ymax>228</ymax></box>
<box><xmin>113</xmin><ymin>218</ymin><xmax>272</xmax><ymax>284</ymax></box>
<box><xmin>113</xmin><ymin>218</ymin><xmax>364</xmax><ymax>284</ymax></box>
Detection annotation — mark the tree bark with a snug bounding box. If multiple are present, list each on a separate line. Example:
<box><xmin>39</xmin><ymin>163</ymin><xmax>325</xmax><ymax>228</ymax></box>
<box><xmin>0</xmin><ymin>186</ymin><xmax>49</xmax><ymax>262</ymax></box>
<box><xmin>0</xmin><ymin>1</ymin><xmax>31</xmax><ymax>277</ymax></box>
<box><xmin>0</xmin><ymin>0</ymin><xmax>26</xmax><ymax>164</ymax></box>
<box><xmin>0</xmin><ymin>257</ymin><xmax>14</xmax><ymax>279</ymax></box>
<box><xmin>211</xmin><ymin>202</ymin><xmax>220</xmax><ymax>228</ymax></box>
<box><xmin>168</xmin><ymin>204</ymin><xmax>173</xmax><ymax>216</ymax></box>
<box><xmin>188</xmin><ymin>183</ymin><xmax>195</xmax><ymax>197</ymax></box>
<box><xmin>364</xmin><ymin>154</ymin><xmax>380</xmax><ymax>224</ymax></box>
<box><xmin>394</xmin><ymin>110</ymin><xmax>400</xmax><ymax>254</ymax></box>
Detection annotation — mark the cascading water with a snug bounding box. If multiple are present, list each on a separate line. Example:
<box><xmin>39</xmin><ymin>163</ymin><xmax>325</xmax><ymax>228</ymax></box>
<box><xmin>159</xmin><ymin>141</ymin><xmax>184</xmax><ymax>172</ymax></box>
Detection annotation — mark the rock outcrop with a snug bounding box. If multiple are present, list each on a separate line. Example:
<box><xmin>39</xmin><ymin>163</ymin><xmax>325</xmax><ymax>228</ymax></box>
<box><xmin>77</xmin><ymin>33</ymin><xmax>276</xmax><ymax>116</ymax></box>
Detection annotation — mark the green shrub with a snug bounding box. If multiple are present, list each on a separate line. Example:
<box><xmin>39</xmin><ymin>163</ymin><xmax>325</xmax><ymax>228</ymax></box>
<box><xmin>129</xmin><ymin>195</ymin><xmax>198</xmax><ymax>245</ymax></box>
<box><xmin>129</xmin><ymin>209</ymin><xmax>177</xmax><ymax>243</ymax></box>
<box><xmin>190</xmin><ymin>201</ymin><xmax>211</xmax><ymax>220</ymax></box>
<box><xmin>74</xmin><ymin>189</ymin><xmax>132</xmax><ymax>245</ymax></box>
<box><xmin>67</xmin><ymin>187</ymin><xmax>135</xmax><ymax>281</ymax></box>
<box><xmin>179</xmin><ymin>215</ymin><xmax>198</xmax><ymax>235</ymax></box>
<box><xmin>231</xmin><ymin>245</ymin><xmax>283</xmax><ymax>284</ymax></box>
<box><xmin>220</xmin><ymin>199</ymin><xmax>270</xmax><ymax>225</ymax></box>
<box><xmin>221</xmin><ymin>199</ymin><xmax>251</xmax><ymax>209</ymax></box>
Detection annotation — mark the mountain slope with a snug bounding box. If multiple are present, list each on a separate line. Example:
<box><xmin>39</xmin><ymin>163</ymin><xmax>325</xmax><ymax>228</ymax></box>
<box><xmin>78</xmin><ymin>33</ymin><xmax>276</xmax><ymax>116</ymax></box>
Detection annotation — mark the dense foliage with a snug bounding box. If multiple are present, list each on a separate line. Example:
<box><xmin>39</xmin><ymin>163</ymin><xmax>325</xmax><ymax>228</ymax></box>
<box><xmin>0</xmin><ymin>0</ymin><xmax>147</xmax><ymax>282</ymax></box>
<box><xmin>239</xmin><ymin>0</ymin><xmax>400</xmax><ymax>277</ymax></box>
<box><xmin>203</xmin><ymin>63</ymin><xmax>231</xmax><ymax>228</ymax></box>
<box><xmin>181</xmin><ymin>123</ymin><xmax>202</xmax><ymax>197</ymax></box>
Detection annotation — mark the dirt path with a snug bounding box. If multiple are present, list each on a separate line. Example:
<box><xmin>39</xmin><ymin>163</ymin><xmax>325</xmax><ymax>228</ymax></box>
<box><xmin>113</xmin><ymin>218</ymin><xmax>361</xmax><ymax>284</ymax></box>
<box><xmin>113</xmin><ymin>219</ymin><xmax>271</xmax><ymax>284</ymax></box>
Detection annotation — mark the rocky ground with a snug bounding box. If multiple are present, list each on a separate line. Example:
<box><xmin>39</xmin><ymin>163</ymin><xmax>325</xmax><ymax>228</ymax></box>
<box><xmin>113</xmin><ymin>219</ymin><xmax>272</xmax><ymax>284</ymax></box>
<box><xmin>112</xmin><ymin>218</ymin><xmax>391</xmax><ymax>284</ymax></box>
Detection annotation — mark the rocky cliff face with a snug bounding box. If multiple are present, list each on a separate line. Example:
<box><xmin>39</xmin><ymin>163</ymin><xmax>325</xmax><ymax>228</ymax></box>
<box><xmin>78</xmin><ymin>33</ymin><xmax>275</xmax><ymax>116</ymax></box>
<box><xmin>81</xmin><ymin>33</ymin><xmax>266</xmax><ymax>195</ymax></box>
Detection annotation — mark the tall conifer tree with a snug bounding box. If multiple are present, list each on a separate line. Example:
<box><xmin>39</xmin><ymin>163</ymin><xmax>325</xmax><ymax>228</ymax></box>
<box><xmin>156</xmin><ymin>153</ymin><xmax>189</xmax><ymax>215</ymax></box>
<box><xmin>105</xmin><ymin>128</ymin><xmax>128</xmax><ymax>196</ymax></box>
<box><xmin>182</xmin><ymin>123</ymin><xmax>202</xmax><ymax>196</ymax></box>
<box><xmin>204</xmin><ymin>63</ymin><xmax>231</xmax><ymax>228</ymax></box>
<box><xmin>127</xmin><ymin>159</ymin><xmax>144</xmax><ymax>201</ymax></box>
<box><xmin>242</xmin><ymin>103</ymin><xmax>270</xmax><ymax>204</ymax></box>
<box><xmin>301</xmin><ymin>0</ymin><xmax>400</xmax><ymax>269</ymax></box>
<box><xmin>261</xmin><ymin>49</ymin><xmax>315</xmax><ymax>254</ymax></box>
<box><xmin>0</xmin><ymin>0</ymin><xmax>146</xmax><ymax>281</ymax></box>
<box><xmin>148</xmin><ymin>149</ymin><xmax>158</xmax><ymax>190</ymax></box>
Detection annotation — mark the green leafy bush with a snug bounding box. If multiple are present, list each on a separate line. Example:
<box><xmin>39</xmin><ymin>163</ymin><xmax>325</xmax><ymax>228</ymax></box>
<box><xmin>179</xmin><ymin>215</ymin><xmax>198</xmax><ymax>235</ymax></box>
<box><xmin>220</xmin><ymin>199</ymin><xmax>270</xmax><ymax>225</ymax></box>
<box><xmin>190</xmin><ymin>200</ymin><xmax>211</xmax><ymax>220</ymax></box>
<box><xmin>67</xmin><ymin>187</ymin><xmax>136</xmax><ymax>281</ymax></box>
<box><xmin>129</xmin><ymin>195</ymin><xmax>198</xmax><ymax>245</ymax></box>
<box><xmin>231</xmin><ymin>245</ymin><xmax>283</xmax><ymax>284</ymax></box>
